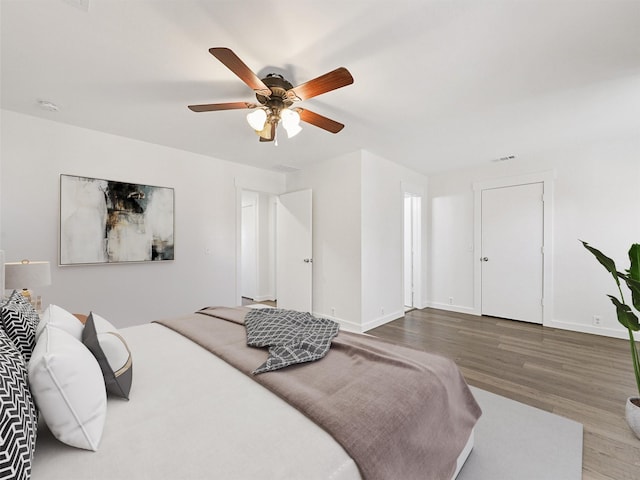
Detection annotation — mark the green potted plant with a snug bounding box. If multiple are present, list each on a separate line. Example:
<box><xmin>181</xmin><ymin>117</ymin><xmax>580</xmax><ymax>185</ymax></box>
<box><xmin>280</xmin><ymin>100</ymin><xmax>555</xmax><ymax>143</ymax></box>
<box><xmin>582</xmin><ymin>241</ymin><xmax>640</xmax><ymax>438</ymax></box>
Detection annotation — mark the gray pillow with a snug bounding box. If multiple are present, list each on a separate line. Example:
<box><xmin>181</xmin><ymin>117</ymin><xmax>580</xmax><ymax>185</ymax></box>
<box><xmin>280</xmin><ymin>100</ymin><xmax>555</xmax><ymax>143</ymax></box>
<box><xmin>82</xmin><ymin>312</ymin><xmax>133</xmax><ymax>399</ymax></box>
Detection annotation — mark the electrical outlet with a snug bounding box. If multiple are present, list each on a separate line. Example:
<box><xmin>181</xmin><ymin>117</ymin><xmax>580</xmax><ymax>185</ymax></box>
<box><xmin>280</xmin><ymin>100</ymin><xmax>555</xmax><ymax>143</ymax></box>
<box><xmin>331</xmin><ymin>307</ymin><xmax>335</xmax><ymax>317</ymax></box>
<box><xmin>593</xmin><ymin>315</ymin><xmax>602</xmax><ymax>326</ymax></box>
<box><xmin>381</xmin><ymin>307</ymin><xmax>385</xmax><ymax>315</ymax></box>
<box><xmin>448</xmin><ymin>297</ymin><xmax>454</xmax><ymax>305</ymax></box>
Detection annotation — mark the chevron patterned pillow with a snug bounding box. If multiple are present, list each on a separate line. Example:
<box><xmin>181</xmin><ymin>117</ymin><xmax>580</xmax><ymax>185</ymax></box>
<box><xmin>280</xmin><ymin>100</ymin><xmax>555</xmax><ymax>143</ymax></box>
<box><xmin>0</xmin><ymin>291</ymin><xmax>40</xmax><ymax>362</ymax></box>
<box><xmin>0</xmin><ymin>328</ymin><xmax>38</xmax><ymax>480</ymax></box>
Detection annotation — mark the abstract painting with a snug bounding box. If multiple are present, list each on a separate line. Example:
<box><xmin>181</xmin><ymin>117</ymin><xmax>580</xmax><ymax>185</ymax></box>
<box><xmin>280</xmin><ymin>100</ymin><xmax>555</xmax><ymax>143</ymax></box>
<box><xmin>60</xmin><ymin>174</ymin><xmax>174</xmax><ymax>265</ymax></box>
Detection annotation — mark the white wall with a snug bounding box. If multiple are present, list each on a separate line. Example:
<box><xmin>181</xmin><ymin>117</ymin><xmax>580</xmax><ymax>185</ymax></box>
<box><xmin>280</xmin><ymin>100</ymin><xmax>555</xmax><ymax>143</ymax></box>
<box><xmin>1</xmin><ymin>110</ymin><xmax>285</xmax><ymax>327</ymax></box>
<box><xmin>287</xmin><ymin>149</ymin><xmax>428</xmax><ymax>332</ymax></box>
<box><xmin>361</xmin><ymin>150</ymin><xmax>428</xmax><ymax>330</ymax></box>
<box><xmin>286</xmin><ymin>151</ymin><xmax>363</xmax><ymax>329</ymax></box>
<box><xmin>427</xmin><ymin>134</ymin><xmax>640</xmax><ymax>338</ymax></box>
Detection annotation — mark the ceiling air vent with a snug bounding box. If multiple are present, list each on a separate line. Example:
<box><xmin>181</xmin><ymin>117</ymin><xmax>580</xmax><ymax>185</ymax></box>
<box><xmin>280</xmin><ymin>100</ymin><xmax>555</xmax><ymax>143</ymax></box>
<box><xmin>61</xmin><ymin>0</ymin><xmax>90</xmax><ymax>12</ymax></box>
<box><xmin>271</xmin><ymin>164</ymin><xmax>301</xmax><ymax>173</ymax></box>
<box><xmin>492</xmin><ymin>155</ymin><xmax>516</xmax><ymax>163</ymax></box>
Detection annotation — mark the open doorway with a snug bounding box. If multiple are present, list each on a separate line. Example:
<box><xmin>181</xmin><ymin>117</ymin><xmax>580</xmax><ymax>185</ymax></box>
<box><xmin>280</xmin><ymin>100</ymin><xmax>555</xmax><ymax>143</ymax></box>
<box><xmin>239</xmin><ymin>188</ymin><xmax>314</xmax><ymax>311</ymax></box>
<box><xmin>403</xmin><ymin>193</ymin><xmax>422</xmax><ymax>312</ymax></box>
<box><xmin>240</xmin><ymin>191</ymin><xmax>258</xmax><ymax>300</ymax></box>
<box><xmin>239</xmin><ymin>190</ymin><xmax>277</xmax><ymax>305</ymax></box>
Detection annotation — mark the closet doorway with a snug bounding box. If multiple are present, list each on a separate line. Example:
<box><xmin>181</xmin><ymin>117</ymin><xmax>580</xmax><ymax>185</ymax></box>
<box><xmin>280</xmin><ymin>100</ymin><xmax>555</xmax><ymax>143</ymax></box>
<box><xmin>473</xmin><ymin>171</ymin><xmax>554</xmax><ymax>325</ymax></box>
<box><xmin>480</xmin><ymin>182</ymin><xmax>543</xmax><ymax>324</ymax></box>
<box><xmin>403</xmin><ymin>192</ymin><xmax>422</xmax><ymax>311</ymax></box>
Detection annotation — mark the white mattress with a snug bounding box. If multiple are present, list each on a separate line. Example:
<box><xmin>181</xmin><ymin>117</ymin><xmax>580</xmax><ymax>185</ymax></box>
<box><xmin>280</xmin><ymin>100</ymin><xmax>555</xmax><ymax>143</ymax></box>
<box><xmin>31</xmin><ymin>322</ymin><xmax>473</xmax><ymax>479</ymax></box>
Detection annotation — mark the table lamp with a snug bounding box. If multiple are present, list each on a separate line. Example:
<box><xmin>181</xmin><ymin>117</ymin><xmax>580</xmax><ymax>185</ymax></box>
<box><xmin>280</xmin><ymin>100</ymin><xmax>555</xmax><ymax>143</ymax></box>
<box><xmin>4</xmin><ymin>260</ymin><xmax>52</xmax><ymax>306</ymax></box>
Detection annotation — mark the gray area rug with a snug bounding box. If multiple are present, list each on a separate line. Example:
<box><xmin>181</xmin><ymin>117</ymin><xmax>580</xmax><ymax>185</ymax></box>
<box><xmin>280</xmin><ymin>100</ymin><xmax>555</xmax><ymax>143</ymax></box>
<box><xmin>458</xmin><ymin>387</ymin><xmax>583</xmax><ymax>480</ymax></box>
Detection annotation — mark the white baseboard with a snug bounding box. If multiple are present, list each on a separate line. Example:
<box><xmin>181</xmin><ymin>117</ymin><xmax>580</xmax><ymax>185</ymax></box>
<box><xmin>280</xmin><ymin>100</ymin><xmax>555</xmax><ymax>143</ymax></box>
<box><xmin>314</xmin><ymin>311</ymin><xmax>363</xmax><ymax>333</ymax></box>
<box><xmin>427</xmin><ymin>302</ymin><xmax>479</xmax><ymax>316</ymax></box>
<box><xmin>362</xmin><ymin>309</ymin><xmax>405</xmax><ymax>332</ymax></box>
<box><xmin>314</xmin><ymin>310</ymin><xmax>405</xmax><ymax>334</ymax></box>
<box><xmin>422</xmin><ymin>302</ymin><xmax>635</xmax><ymax>341</ymax></box>
<box><xmin>546</xmin><ymin>318</ymin><xmax>633</xmax><ymax>340</ymax></box>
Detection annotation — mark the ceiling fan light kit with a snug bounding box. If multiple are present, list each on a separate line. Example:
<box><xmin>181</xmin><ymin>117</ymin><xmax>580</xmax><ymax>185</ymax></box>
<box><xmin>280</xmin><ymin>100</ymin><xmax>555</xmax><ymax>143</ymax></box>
<box><xmin>246</xmin><ymin>108</ymin><xmax>267</xmax><ymax>131</ymax></box>
<box><xmin>280</xmin><ymin>108</ymin><xmax>302</xmax><ymax>138</ymax></box>
<box><xmin>188</xmin><ymin>47</ymin><xmax>353</xmax><ymax>143</ymax></box>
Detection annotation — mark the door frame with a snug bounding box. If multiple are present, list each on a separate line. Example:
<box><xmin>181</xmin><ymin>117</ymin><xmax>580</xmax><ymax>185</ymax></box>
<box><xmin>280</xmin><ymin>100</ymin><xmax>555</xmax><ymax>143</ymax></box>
<box><xmin>402</xmin><ymin>182</ymin><xmax>424</xmax><ymax>309</ymax></box>
<box><xmin>240</xmin><ymin>191</ymin><xmax>258</xmax><ymax>300</ymax></box>
<box><xmin>472</xmin><ymin>171</ymin><xmax>555</xmax><ymax>325</ymax></box>
<box><xmin>235</xmin><ymin>181</ymin><xmax>282</xmax><ymax>306</ymax></box>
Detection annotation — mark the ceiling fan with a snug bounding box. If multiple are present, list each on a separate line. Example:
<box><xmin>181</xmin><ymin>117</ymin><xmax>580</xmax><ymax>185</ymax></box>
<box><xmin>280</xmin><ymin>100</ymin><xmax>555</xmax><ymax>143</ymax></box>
<box><xmin>188</xmin><ymin>48</ymin><xmax>354</xmax><ymax>143</ymax></box>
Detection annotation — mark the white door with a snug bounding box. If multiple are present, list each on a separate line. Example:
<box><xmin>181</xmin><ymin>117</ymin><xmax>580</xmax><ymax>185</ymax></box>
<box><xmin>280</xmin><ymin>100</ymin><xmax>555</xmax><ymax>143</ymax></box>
<box><xmin>276</xmin><ymin>189</ymin><xmax>312</xmax><ymax>312</ymax></box>
<box><xmin>403</xmin><ymin>196</ymin><xmax>414</xmax><ymax>307</ymax></box>
<box><xmin>481</xmin><ymin>183</ymin><xmax>543</xmax><ymax>324</ymax></box>
<box><xmin>240</xmin><ymin>200</ymin><xmax>257</xmax><ymax>299</ymax></box>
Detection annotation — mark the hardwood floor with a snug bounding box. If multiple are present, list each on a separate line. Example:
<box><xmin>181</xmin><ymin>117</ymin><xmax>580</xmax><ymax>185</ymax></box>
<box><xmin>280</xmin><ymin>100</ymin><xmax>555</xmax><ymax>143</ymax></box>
<box><xmin>369</xmin><ymin>308</ymin><xmax>640</xmax><ymax>480</ymax></box>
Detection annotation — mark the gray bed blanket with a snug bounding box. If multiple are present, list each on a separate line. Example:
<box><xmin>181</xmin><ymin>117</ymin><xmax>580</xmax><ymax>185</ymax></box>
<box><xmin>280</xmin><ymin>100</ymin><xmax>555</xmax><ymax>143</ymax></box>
<box><xmin>155</xmin><ymin>307</ymin><xmax>481</xmax><ymax>480</ymax></box>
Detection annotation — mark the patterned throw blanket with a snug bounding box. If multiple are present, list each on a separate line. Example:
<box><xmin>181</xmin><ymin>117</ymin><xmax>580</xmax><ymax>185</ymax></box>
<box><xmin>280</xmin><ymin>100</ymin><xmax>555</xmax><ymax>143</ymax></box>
<box><xmin>244</xmin><ymin>308</ymin><xmax>339</xmax><ymax>374</ymax></box>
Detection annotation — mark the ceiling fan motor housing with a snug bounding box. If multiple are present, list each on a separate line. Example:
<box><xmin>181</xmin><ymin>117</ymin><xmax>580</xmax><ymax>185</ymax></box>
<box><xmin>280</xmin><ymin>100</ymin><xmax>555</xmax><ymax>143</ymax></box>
<box><xmin>256</xmin><ymin>74</ymin><xmax>295</xmax><ymax>110</ymax></box>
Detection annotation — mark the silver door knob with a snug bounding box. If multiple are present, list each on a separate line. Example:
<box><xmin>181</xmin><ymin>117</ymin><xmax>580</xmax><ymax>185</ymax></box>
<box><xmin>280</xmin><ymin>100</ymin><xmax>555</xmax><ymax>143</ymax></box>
<box><xmin>303</xmin><ymin>258</ymin><xmax>313</xmax><ymax>263</ymax></box>
<box><xmin>481</xmin><ymin>257</ymin><xmax>489</xmax><ymax>262</ymax></box>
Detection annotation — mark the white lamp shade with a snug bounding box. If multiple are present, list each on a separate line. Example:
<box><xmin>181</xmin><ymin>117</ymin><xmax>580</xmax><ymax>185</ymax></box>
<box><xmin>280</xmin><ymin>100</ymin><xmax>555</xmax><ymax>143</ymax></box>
<box><xmin>281</xmin><ymin>108</ymin><xmax>299</xmax><ymax>128</ymax></box>
<box><xmin>4</xmin><ymin>260</ymin><xmax>52</xmax><ymax>290</ymax></box>
<box><xmin>281</xmin><ymin>108</ymin><xmax>302</xmax><ymax>138</ymax></box>
<box><xmin>246</xmin><ymin>109</ymin><xmax>267</xmax><ymax>131</ymax></box>
<box><xmin>283</xmin><ymin>122</ymin><xmax>302</xmax><ymax>138</ymax></box>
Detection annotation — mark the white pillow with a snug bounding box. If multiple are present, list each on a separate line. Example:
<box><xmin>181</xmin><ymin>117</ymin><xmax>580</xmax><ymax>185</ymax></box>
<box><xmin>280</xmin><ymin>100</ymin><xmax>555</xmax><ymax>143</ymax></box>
<box><xmin>36</xmin><ymin>304</ymin><xmax>84</xmax><ymax>341</ymax></box>
<box><xmin>28</xmin><ymin>325</ymin><xmax>107</xmax><ymax>451</ymax></box>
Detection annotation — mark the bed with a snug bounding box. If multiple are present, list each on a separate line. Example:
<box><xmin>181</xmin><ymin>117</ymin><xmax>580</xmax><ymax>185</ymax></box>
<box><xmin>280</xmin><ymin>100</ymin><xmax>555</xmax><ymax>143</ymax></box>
<box><xmin>1</xmin><ymin>299</ymin><xmax>481</xmax><ymax>480</ymax></box>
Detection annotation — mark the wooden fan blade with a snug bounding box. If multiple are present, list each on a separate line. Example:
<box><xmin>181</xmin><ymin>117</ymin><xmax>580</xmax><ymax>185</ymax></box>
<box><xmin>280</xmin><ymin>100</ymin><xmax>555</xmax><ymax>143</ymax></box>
<box><xmin>188</xmin><ymin>102</ymin><xmax>257</xmax><ymax>112</ymax></box>
<box><xmin>287</xmin><ymin>67</ymin><xmax>354</xmax><ymax>102</ymax></box>
<box><xmin>297</xmin><ymin>109</ymin><xmax>344</xmax><ymax>134</ymax></box>
<box><xmin>209</xmin><ymin>48</ymin><xmax>271</xmax><ymax>96</ymax></box>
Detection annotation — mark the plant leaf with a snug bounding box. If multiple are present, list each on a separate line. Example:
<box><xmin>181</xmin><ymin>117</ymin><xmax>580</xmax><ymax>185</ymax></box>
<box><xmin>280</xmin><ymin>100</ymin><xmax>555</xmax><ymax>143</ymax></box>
<box><xmin>622</xmin><ymin>274</ymin><xmax>640</xmax><ymax>312</ymax></box>
<box><xmin>627</xmin><ymin>244</ymin><xmax>640</xmax><ymax>311</ymax></box>
<box><xmin>581</xmin><ymin>240</ymin><xmax>621</xmax><ymax>286</ymax></box>
<box><xmin>608</xmin><ymin>295</ymin><xmax>640</xmax><ymax>331</ymax></box>
<box><xmin>629</xmin><ymin>244</ymin><xmax>640</xmax><ymax>281</ymax></box>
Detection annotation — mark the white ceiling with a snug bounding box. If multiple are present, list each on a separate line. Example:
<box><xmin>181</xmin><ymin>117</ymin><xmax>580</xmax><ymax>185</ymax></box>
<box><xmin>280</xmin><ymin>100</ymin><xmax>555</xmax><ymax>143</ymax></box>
<box><xmin>2</xmin><ymin>0</ymin><xmax>639</xmax><ymax>175</ymax></box>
